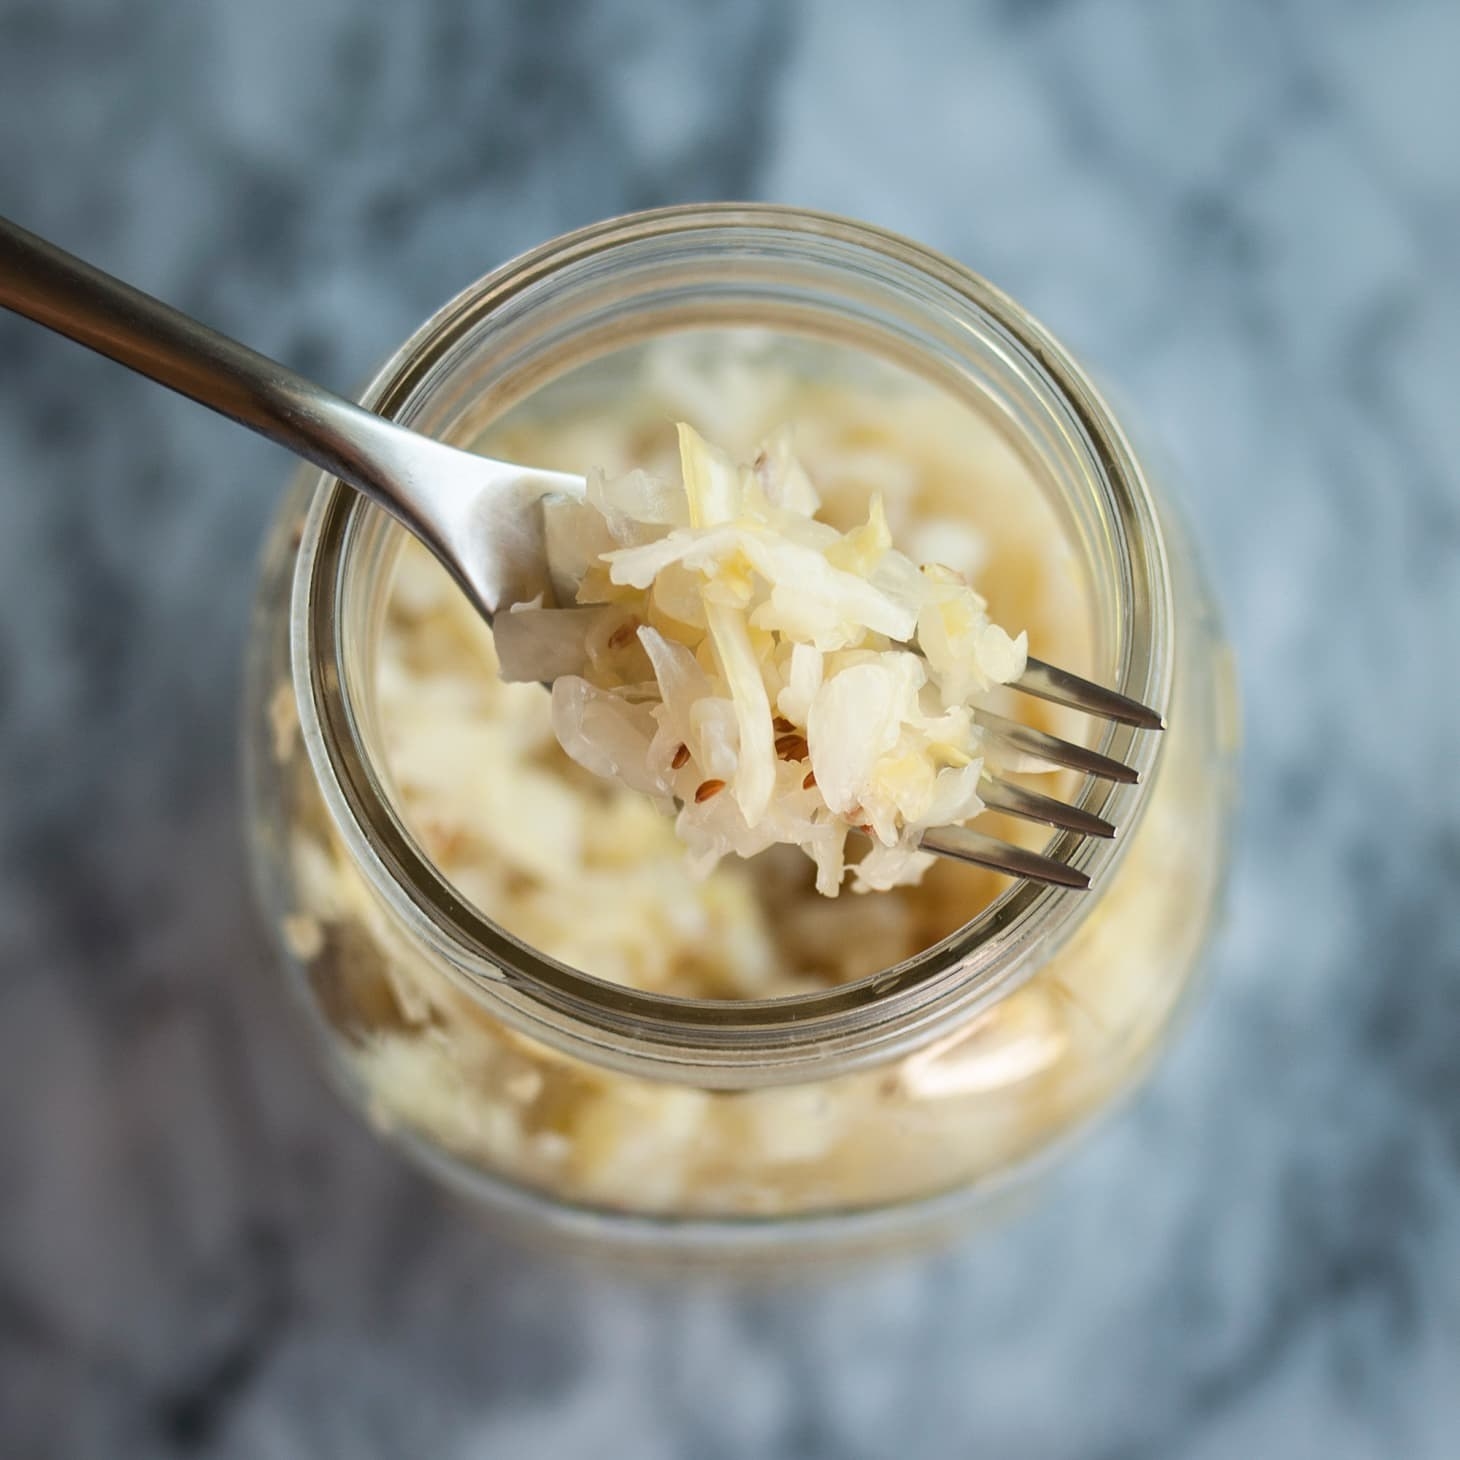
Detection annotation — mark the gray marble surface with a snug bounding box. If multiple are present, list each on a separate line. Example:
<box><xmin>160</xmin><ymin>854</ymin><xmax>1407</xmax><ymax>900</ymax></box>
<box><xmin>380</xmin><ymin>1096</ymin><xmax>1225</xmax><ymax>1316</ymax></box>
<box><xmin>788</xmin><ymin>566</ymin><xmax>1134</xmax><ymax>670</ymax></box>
<box><xmin>2</xmin><ymin>0</ymin><xmax>1457</xmax><ymax>1455</ymax></box>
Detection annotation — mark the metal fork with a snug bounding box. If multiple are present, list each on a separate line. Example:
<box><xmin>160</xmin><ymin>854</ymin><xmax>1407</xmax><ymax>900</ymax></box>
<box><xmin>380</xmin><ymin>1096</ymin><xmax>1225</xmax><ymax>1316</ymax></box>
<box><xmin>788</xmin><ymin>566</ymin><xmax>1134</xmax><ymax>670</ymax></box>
<box><xmin>920</xmin><ymin>691</ymin><xmax>1158</xmax><ymax>891</ymax></box>
<box><xmin>0</xmin><ymin>214</ymin><xmax>1162</xmax><ymax>891</ymax></box>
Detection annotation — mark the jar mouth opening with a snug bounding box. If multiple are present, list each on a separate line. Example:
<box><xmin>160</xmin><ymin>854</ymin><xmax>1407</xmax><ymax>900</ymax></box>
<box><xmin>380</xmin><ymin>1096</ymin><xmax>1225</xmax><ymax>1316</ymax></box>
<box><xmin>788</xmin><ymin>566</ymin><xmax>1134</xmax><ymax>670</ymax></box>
<box><xmin>291</xmin><ymin>204</ymin><xmax>1172</xmax><ymax>1081</ymax></box>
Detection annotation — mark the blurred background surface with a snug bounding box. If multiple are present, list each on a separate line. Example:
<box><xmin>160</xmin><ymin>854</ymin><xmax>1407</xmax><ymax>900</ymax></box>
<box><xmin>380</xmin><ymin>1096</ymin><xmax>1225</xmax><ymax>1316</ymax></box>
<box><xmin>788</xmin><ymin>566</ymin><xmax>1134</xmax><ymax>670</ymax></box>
<box><xmin>2</xmin><ymin>0</ymin><xmax>1458</xmax><ymax>1455</ymax></box>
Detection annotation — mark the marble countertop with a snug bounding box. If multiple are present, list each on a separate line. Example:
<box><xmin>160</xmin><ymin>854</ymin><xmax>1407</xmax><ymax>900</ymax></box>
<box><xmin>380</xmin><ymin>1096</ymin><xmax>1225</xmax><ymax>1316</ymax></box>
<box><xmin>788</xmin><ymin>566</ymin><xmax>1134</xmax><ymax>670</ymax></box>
<box><xmin>2</xmin><ymin>0</ymin><xmax>1458</xmax><ymax>1454</ymax></box>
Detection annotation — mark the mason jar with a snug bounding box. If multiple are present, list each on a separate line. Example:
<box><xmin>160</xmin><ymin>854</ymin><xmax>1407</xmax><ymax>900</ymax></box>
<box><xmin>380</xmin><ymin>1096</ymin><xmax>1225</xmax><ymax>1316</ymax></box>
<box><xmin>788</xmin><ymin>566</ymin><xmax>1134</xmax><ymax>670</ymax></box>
<box><xmin>243</xmin><ymin>205</ymin><xmax>1238</xmax><ymax>1257</ymax></box>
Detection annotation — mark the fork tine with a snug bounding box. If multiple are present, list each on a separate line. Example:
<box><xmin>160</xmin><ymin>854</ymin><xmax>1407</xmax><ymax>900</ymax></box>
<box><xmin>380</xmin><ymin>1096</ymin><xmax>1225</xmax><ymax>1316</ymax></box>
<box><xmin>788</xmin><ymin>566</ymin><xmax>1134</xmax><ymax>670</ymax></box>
<box><xmin>919</xmin><ymin>826</ymin><xmax>1090</xmax><ymax>889</ymax></box>
<box><xmin>1015</xmin><ymin>657</ymin><xmax>1165</xmax><ymax>731</ymax></box>
<box><xmin>975</xmin><ymin>710</ymin><xmax>1140</xmax><ymax>784</ymax></box>
<box><xmin>979</xmin><ymin>775</ymin><xmax>1116</xmax><ymax>839</ymax></box>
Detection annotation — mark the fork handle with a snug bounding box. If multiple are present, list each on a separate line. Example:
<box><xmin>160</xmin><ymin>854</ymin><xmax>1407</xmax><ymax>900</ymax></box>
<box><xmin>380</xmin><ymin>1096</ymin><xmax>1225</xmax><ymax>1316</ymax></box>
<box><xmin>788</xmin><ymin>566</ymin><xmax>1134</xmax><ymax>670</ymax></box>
<box><xmin>0</xmin><ymin>213</ymin><xmax>429</xmax><ymax>527</ymax></box>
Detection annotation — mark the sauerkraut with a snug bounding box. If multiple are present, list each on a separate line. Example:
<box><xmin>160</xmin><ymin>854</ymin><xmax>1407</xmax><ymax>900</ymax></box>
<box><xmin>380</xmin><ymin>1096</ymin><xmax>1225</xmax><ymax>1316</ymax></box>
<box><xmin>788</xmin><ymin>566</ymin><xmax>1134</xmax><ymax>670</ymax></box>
<box><xmin>501</xmin><ymin>425</ymin><xmax>1031</xmax><ymax>894</ymax></box>
<box><xmin>260</xmin><ymin>336</ymin><xmax>1228</xmax><ymax>1221</ymax></box>
<box><xmin>372</xmin><ymin>345</ymin><xmax>1092</xmax><ymax>999</ymax></box>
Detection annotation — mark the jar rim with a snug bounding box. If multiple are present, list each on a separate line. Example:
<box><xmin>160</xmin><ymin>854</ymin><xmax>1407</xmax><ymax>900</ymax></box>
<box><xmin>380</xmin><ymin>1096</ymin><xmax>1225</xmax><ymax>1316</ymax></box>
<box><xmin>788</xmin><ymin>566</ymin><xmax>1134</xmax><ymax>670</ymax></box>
<box><xmin>290</xmin><ymin>203</ymin><xmax>1173</xmax><ymax>1086</ymax></box>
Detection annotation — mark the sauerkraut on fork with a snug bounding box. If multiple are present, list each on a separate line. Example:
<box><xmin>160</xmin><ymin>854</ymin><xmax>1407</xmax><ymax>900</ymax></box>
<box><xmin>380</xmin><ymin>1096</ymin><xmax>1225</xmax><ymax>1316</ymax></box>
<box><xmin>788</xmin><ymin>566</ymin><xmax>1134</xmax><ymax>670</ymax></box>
<box><xmin>496</xmin><ymin>424</ymin><xmax>1030</xmax><ymax>895</ymax></box>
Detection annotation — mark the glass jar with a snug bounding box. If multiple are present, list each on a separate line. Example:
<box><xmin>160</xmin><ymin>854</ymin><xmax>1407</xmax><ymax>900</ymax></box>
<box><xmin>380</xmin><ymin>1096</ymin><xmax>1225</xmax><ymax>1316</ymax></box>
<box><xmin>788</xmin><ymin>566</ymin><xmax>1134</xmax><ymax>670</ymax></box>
<box><xmin>244</xmin><ymin>205</ymin><xmax>1238</xmax><ymax>1257</ymax></box>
